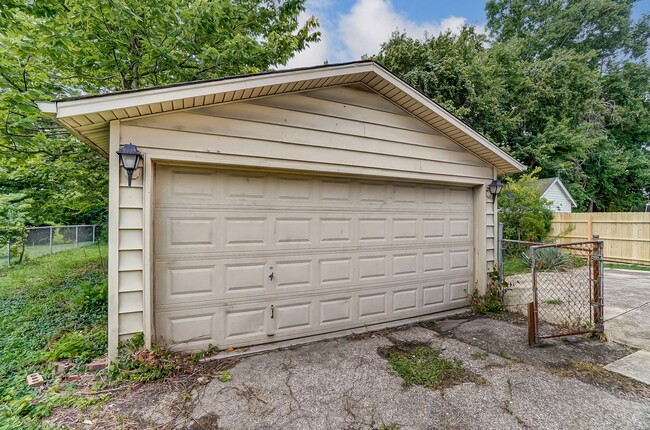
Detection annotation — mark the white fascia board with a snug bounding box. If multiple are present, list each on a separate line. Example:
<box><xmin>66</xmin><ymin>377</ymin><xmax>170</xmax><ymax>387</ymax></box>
<box><xmin>47</xmin><ymin>63</ymin><xmax>376</xmax><ymax>119</ymax></box>
<box><xmin>371</xmin><ymin>65</ymin><xmax>526</xmax><ymax>173</ymax></box>
<box><xmin>36</xmin><ymin>102</ymin><xmax>57</xmax><ymax>115</ymax></box>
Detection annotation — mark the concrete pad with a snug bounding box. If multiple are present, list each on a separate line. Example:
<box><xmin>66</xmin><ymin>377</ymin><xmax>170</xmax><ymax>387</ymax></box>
<box><xmin>47</xmin><ymin>316</ymin><xmax>650</xmax><ymax>430</ymax></box>
<box><xmin>605</xmin><ymin>350</ymin><xmax>650</xmax><ymax>385</ymax></box>
<box><xmin>604</xmin><ymin>269</ymin><xmax>650</xmax><ymax>350</ymax></box>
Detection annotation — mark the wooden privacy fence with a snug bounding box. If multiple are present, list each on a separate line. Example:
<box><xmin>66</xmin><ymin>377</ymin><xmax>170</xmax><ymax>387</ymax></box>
<box><xmin>550</xmin><ymin>212</ymin><xmax>650</xmax><ymax>265</ymax></box>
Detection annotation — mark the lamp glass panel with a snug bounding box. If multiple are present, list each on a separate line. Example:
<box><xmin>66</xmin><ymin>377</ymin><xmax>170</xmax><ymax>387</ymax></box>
<box><xmin>120</xmin><ymin>153</ymin><xmax>139</xmax><ymax>170</ymax></box>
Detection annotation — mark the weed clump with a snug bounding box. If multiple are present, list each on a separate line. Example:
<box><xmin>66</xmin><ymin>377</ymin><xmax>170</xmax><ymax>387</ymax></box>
<box><xmin>470</xmin><ymin>270</ymin><xmax>507</xmax><ymax>314</ymax></box>
<box><xmin>378</xmin><ymin>341</ymin><xmax>484</xmax><ymax>389</ymax></box>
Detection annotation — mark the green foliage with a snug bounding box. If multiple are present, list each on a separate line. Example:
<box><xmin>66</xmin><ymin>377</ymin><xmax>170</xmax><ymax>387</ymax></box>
<box><xmin>217</xmin><ymin>370</ymin><xmax>232</xmax><ymax>383</ymax></box>
<box><xmin>110</xmin><ymin>333</ymin><xmax>177</xmax><ymax>383</ymax></box>
<box><xmin>498</xmin><ymin>169</ymin><xmax>553</xmax><ymax>242</ymax></box>
<box><xmin>373</xmin><ymin>2</ymin><xmax>650</xmax><ymax>212</ymax></box>
<box><xmin>381</xmin><ymin>345</ymin><xmax>472</xmax><ymax>389</ymax></box>
<box><xmin>42</xmin><ymin>326</ymin><xmax>107</xmax><ymax>363</ymax></box>
<box><xmin>0</xmin><ymin>0</ymin><xmax>319</xmax><ymax>227</ymax></box>
<box><xmin>0</xmin><ymin>246</ymin><xmax>107</xmax><ymax>427</ymax></box>
<box><xmin>545</xmin><ymin>299</ymin><xmax>564</xmax><ymax>305</ymax></box>
<box><xmin>604</xmin><ymin>263</ymin><xmax>650</xmax><ymax>271</ymax></box>
<box><xmin>470</xmin><ymin>270</ymin><xmax>508</xmax><ymax>314</ymax></box>
<box><xmin>526</xmin><ymin>247</ymin><xmax>574</xmax><ymax>271</ymax></box>
<box><xmin>502</xmin><ymin>257</ymin><xmax>530</xmax><ymax>276</ymax></box>
<box><xmin>470</xmin><ymin>351</ymin><xmax>490</xmax><ymax>360</ymax></box>
<box><xmin>486</xmin><ymin>0</ymin><xmax>649</xmax><ymax>65</ymax></box>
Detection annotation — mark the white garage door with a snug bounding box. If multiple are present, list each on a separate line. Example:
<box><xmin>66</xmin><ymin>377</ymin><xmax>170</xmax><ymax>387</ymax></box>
<box><xmin>154</xmin><ymin>165</ymin><xmax>474</xmax><ymax>351</ymax></box>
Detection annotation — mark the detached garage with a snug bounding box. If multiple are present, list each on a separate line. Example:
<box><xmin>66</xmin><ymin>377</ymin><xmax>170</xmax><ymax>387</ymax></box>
<box><xmin>39</xmin><ymin>61</ymin><xmax>524</xmax><ymax>360</ymax></box>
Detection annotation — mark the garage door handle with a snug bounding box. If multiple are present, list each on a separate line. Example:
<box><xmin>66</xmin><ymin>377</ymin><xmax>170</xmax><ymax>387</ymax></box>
<box><xmin>269</xmin><ymin>272</ymin><xmax>274</xmax><ymax>281</ymax></box>
<box><xmin>271</xmin><ymin>305</ymin><xmax>275</xmax><ymax>319</ymax></box>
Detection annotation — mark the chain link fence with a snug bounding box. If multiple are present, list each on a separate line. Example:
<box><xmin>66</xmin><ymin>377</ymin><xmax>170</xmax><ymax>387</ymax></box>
<box><xmin>0</xmin><ymin>225</ymin><xmax>102</xmax><ymax>268</ymax></box>
<box><xmin>531</xmin><ymin>241</ymin><xmax>603</xmax><ymax>341</ymax></box>
<box><xmin>496</xmin><ymin>223</ymin><xmax>604</xmax><ymax>344</ymax></box>
<box><xmin>500</xmin><ymin>239</ymin><xmax>543</xmax><ymax>315</ymax></box>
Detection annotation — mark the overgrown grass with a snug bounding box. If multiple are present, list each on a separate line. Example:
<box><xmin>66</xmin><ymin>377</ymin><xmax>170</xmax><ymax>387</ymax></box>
<box><xmin>0</xmin><ymin>245</ymin><xmax>108</xmax><ymax>428</ymax></box>
<box><xmin>379</xmin><ymin>342</ymin><xmax>484</xmax><ymax>389</ymax></box>
<box><xmin>503</xmin><ymin>257</ymin><xmax>530</xmax><ymax>276</ymax></box>
<box><xmin>604</xmin><ymin>263</ymin><xmax>650</xmax><ymax>272</ymax></box>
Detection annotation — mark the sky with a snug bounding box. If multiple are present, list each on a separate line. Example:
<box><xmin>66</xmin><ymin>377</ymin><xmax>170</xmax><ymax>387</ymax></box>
<box><xmin>284</xmin><ymin>0</ymin><xmax>650</xmax><ymax>68</ymax></box>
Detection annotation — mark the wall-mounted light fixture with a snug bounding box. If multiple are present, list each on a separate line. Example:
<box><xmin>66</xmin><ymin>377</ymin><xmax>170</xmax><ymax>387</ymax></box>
<box><xmin>116</xmin><ymin>143</ymin><xmax>143</xmax><ymax>187</ymax></box>
<box><xmin>487</xmin><ymin>179</ymin><xmax>504</xmax><ymax>200</ymax></box>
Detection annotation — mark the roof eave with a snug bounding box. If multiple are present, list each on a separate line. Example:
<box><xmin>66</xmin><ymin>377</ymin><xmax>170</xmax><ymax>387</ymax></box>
<box><xmin>37</xmin><ymin>61</ymin><xmax>525</xmax><ymax>172</ymax></box>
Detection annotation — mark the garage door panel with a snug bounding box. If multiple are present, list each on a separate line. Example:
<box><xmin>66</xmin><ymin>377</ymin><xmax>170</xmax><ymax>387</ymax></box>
<box><xmin>157</xmin><ymin>280</ymin><xmax>470</xmax><ymax>350</ymax></box>
<box><xmin>155</xmin><ymin>261</ymin><xmax>220</xmax><ymax>305</ymax></box>
<box><xmin>423</xmin><ymin>284</ymin><xmax>445</xmax><ymax>307</ymax></box>
<box><xmin>156</xmin><ymin>167</ymin><xmax>473</xmax><ymax>211</ymax></box>
<box><xmin>155</xmin><ymin>165</ymin><xmax>474</xmax><ymax>351</ymax></box>
<box><xmin>155</xmin><ymin>247</ymin><xmax>473</xmax><ymax>306</ymax></box>
<box><xmin>393</xmin><ymin>287</ymin><xmax>419</xmax><ymax>312</ymax></box>
<box><xmin>450</xmin><ymin>281</ymin><xmax>470</xmax><ymax>302</ymax></box>
<box><xmin>225</xmin><ymin>306</ymin><xmax>269</xmax><ymax>340</ymax></box>
<box><xmin>156</xmin><ymin>307</ymin><xmax>222</xmax><ymax>351</ymax></box>
<box><xmin>320</xmin><ymin>297</ymin><xmax>353</xmax><ymax>325</ymax></box>
<box><xmin>155</xmin><ymin>211</ymin><xmax>471</xmax><ymax>254</ymax></box>
<box><xmin>450</xmin><ymin>217</ymin><xmax>472</xmax><ymax>238</ymax></box>
<box><xmin>423</xmin><ymin>218</ymin><xmax>445</xmax><ymax>239</ymax></box>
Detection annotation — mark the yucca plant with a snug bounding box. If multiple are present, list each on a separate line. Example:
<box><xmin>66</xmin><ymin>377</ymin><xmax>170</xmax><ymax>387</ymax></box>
<box><xmin>523</xmin><ymin>247</ymin><xmax>574</xmax><ymax>271</ymax></box>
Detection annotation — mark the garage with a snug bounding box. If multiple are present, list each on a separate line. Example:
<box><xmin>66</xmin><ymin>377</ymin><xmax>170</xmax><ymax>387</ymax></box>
<box><xmin>154</xmin><ymin>166</ymin><xmax>474</xmax><ymax>350</ymax></box>
<box><xmin>38</xmin><ymin>61</ymin><xmax>524</xmax><ymax>359</ymax></box>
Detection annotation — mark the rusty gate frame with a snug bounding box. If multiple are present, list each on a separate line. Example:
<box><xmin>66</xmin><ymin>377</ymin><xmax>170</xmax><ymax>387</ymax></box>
<box><xmin>527</xmin><ymin>238</ymin><xmax>604</xmax><ymax>346</ymax></box>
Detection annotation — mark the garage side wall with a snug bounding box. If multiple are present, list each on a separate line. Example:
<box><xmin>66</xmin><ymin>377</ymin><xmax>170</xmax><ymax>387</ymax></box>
<box><xmin>108</xmin><ymin>87</ymin><xmax>497</xmax><ymax>358</ymax></box>
<box><xmin>108</xmin><ymin>121</ymin><xmax>149</xmax><ymax>360</ymax></box>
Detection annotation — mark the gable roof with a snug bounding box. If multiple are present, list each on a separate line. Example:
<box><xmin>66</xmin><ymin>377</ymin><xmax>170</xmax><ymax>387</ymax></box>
<box><xmin>38</xmin><ymin>61</ymin><xmax>525</xmax><ymax>174</ymax></box>
<box><xmin>533</xmin><ymin>177</ymin><xmax>577</xmax><ymax>207</ymax></box>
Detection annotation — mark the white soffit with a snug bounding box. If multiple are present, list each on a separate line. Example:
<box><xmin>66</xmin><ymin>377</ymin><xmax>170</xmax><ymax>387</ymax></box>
<box><xmin>38</xmin><ymin>61</ymin><xmax>525</xmax><ymax>174</ymax></box>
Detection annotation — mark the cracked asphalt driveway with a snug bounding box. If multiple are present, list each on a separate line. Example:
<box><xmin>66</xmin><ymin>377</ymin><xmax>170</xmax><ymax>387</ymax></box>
<box><xmin>53</xmin><ymin>316</ymin><xmax>650</xmax><ymax>430</ymax></box>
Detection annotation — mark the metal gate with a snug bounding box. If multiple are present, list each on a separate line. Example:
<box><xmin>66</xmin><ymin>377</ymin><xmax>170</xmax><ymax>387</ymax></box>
<box><xmin>527</xmin><ymin>239</ymin><xmax>604</xmax><ymax>345</ymax></box>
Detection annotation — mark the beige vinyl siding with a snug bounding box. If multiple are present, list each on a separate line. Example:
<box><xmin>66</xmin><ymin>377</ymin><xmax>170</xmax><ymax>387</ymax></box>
<box><xmin>110</xmin><ymin>85</ymin><xmax>496</xmax><ymax>348</ymax></box>
<box><xmin>45</xmin><ymin>63</ymin><xmax>524</xmax><ymax>174</ymax></box>
<box><xmin>121</xmin><ymin>87</ymin><xmax>493</xmax><ymax>181</ymax></box>
<box><xmin>115</xmin><ymin>163</ymin><xmax>145</xmax><ymax>344</ymax></box>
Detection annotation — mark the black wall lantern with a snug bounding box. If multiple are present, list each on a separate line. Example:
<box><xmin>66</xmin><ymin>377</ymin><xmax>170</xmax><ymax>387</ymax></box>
<box><xmin>116</xmin><ymin>143</ymin><xmax>143</xmax><ymax>187</ymax></box>
<box><xmin>488</xmin><ymin>179</ymin><xmax>504</xmax><ymax>200</ymax></box>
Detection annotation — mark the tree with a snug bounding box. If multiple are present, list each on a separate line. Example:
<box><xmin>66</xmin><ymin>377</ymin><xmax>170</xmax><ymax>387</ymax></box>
<box><xmin>372</xmin><ymin>1</ymin><xmax>650</xmax><ymax>212</ymax></box>
<box><xmin>0</xmin><ymin>0</ymin><xmax>320</xmax><ymax>226</ymax></box>
<box><xmin>498</xmin><ymin>170</ymin><xmax>553</xmax><ymax>242</ymax></box>
<box><xmin>485</xmin><ymin>0</ymin><xmax>650</xmax><ymax>67</ymax></box>
<box><xmin>372</xmin><ymin>28</ymin><xmax>509</xmax><ymax>144</ymax></box>
<box><xmin>0</xmin><ymin>193</ymin><xmax>32</xmax><ymax>263</ymax></box>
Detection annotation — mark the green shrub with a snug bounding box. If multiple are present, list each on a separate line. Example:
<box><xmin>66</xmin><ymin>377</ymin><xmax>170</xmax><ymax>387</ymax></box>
<box><xmin>498</xmin><ymin>168</ymin><xmax>554</xmax><ymax>242</ymax></box>
<box><xmin>525</xmin><ymin>247</ymin><xmax>574</xmax><ymax>271</ymax></box>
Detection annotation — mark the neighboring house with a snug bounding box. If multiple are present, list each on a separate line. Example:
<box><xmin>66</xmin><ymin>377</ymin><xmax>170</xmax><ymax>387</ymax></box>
<box><xmin>533</xmin><ymin>177</ymin><xmax>577</xmax><ymax>213</ymax></box>
<box><xmin>39</xmin><ymin>61</ymin><xmax>524</xmax><ymax>360</ymax></box>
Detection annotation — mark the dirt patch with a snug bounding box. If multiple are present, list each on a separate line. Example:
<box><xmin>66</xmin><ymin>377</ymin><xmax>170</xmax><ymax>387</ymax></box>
<box><xmin>432</xmin><ymin>314</ymin><xmax>648</xmax><ymax>398</ymax></box>
<box><xmin>46</xmin><ymin>357</ymin><xmax>239</xmax><ymax>429</ymax></box>
<box><xmin>188</xmin><ymin>412</ymin><xmax>221</xmax><ymax>429</ymax></box>
<box><xmin>548</xmin><ymin>360</ymin><xmax>650</xmax><ymax>398</ymax></box>
<box><xmin>378</xmin><ymin>339</ymin><xmax>485</xmax><ymax>390</ymax></box>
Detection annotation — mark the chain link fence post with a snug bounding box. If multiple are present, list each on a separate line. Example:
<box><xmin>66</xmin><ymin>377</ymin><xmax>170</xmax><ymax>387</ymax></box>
<box><xmin>592</xmin><ymin>234</ymin><xmax>604</xmax><ymax>333</ymax></box>
<box><xmin>49</xmin><ymin>227</ymin><xmax>53</xmax><ymax>255</ymax></box>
